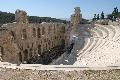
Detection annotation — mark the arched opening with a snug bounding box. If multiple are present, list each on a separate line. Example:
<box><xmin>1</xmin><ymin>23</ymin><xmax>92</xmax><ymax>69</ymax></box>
<box><xmin>38</xmin><ymin>45</ymin><xmax>41</xmax><ymax>55</ymax></box>
<box><xmin>0</xmin><ymin>46</ymin><xmax>4</xmax><ymax>60</ymax></box>
<box><xmin>48</xmin><ymin>26</ymin><xmax>51</xmax><ymax>33</ymax></box>
<box><xmin>62</xmin><ymin>26</ymin><xmax>65</xmax><ymax>33</ymax></box>
<box><xmin>48</xmin><ymin>40</ymin><xmax>51</xmax><ymax>49</ymax></box>
<box><xmin>10</xmin><ymin>31</ymin><xmax>16</xmax><ymax>40</ymax></box>
<box><xmin>37</xmin><ymin>28</ymin><xmax>41</xmax><ymax>38</ymax></box>
<box><xmin>61</xmin><ymin>39</ymin><xmax>65</xmax><ymax>49</ymax></box>
<box><xmin>29</xmin><ymin>48</ymin><xmax>32</xmax><ymax>58</ymax></box>
<box><xmin>22</xmin><ymin>29</ymin><xmax>27</xmax><ymax>39</ymax></box>
<box><xmin>42</xmin><ymin>27</ymin><xmax>45</xmax><ymax>35</ymax></box>
<box><xmin>23</xmin><ymin>49</ymin><xmax>28</xmax><ymax>62</ymax></box>
<box><xmin>46</xmin><ymin>44</ymin><xmax>47</xmax><ymax>50</ymax></box>
<box><xmin>54</xmin><ymin>25</ymin><xmax>55</xmax><ymax>33</ymax></box>
<box><xmin>0</xmin><ymin>46</ymin><xmax>4</xmax><ymax>56</ymax></box>
<box><xmin>33</xmin><ymin>28</ymin><xmax>36</xmax><ymax>37</ymax></box>
<box><xmin>19</xmin><ymin>52</ymin><xmax>22</xmax><ymax>62</ymax></box>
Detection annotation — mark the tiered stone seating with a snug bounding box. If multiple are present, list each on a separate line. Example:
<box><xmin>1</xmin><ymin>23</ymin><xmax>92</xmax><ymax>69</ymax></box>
<box><xmin>78</xmin><ymin>24</ymin><xmax>107</xmax><ymax>56</ymax></box>
<box><xmin>80</xmin><ymin>41</ymin><xmax>120</xmax><ymax>67</ymax></box>
<box><xmin>112</xmin><ymin>26</ymin><xmax>120</xmax><ymax>42</ymax></box>
<box><xmin>78</xmin><ymin>38</ymin><xmax>98</xmax><ymax>56</ymax></box>
<box><xmin>110</xmin><ymin>25</ymin><xmax>120</xmax><ymax>40</ymax></box>
<box><xmin>90</xmin><ymin>27</ymin><xmax>103</xmax><ymax>38</ymax></box>
<box><xmin>74</xmin><ymin>23</ymin><xmax>120</xmax><ymax>67</ymax></box>
<box><xmin>88</xmin><ymin>25</ymin><xmax>111</xmax><ymax>51</ymax></box>
<box><xmin>100</xmin><ymin>25</ymin><xmax>115</xmax><ymax>39</ymax></box>
<box><xmin>51</xmin><ymin>23</ymin><xmax>120</xmax><ymax>66</ymax></box>
<box><xmin>95</xmin><ymin>25</ymin><xmax>109</xmax><ymax>39</ymax></box>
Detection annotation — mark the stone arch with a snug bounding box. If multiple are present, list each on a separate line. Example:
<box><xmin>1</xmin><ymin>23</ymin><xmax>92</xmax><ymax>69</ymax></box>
<box><xmin>52</xmin><ymin>41</ymin><xmax>54</xmax><ymax>48</ymax></box>
<box><xmin>0</xmin><ymin>46</ymin><xmax>4</xmax><ymax>59</ymax></box>
<box><xmin>0</xmin><ymin>46</ymin><xmax>4</xmax><ymax>55</ymax></box>
<box><xmin>48</xmin><ymin>40</ymin><xmax>51</xmax><ymax>49</ymax></box>
<box><xmin>37</xmin><ymin>28</ymin><xmax>41</xmax><ymax>38</ymax></box>
<box><xmin>46</xmin><ymin>44</ymin><xmax>47</xmax><ymax>50</ymax></box>
<box><xmin>61</xmin><ymin>39</ymin><xmax>65</xmax><ymax>49</ymax></box>
<box><xmin>22</xmin><ymin>29</ymin><xmax>27</xmax><ymax>39</ymax></box>
<box><xmin>62</xmin><ymin>26</ymin><xmax>65</xmax><ymax>33</ymax></box>
<box><xmin>10</xmin><ymin>31</ymin><xmax>16</xmax><ymax>40</ymax></box>
<box><xmin>54</xmin><ymin>25</ymin><xmax>55</xmax><ymax>33</ymax></box>
<box><xmin>29</xmin><ymin>48</ymin><xmax>32</xmax><ymax>58</ymax></box>
<box><xmin>23</xmin><ymin>49</ymin><xmax>28</xmax><ymax>62</ymax></box>
<box><xmin>42</xmin><ymin>27</ymin><xmax>45</xmax><ymax>35</ymax></box>
<box><xmin>18</xmin><ymin>52</ymin><xmax>22</xmax><ymax>62</ymax></box>
<box><xmin>48</xmin><ymin>26</ymin><xmax>51</xmax><ymax>33</ymax></box>
<box><xmin>38</xmin><ymin>45</ymin><xmax>41</xmax><ymax>55</ymax></box>
<box><xmin>33</xmin><ymin>28</ymin><xmax>36</xmax><ymax>37</ymax></box>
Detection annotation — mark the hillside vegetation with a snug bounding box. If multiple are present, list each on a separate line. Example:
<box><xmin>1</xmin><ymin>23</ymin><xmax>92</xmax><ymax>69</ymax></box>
<box><xmin>0</xmin><ymin>11</ymin><xmax>68</xmax><ymax>26</ymax></box>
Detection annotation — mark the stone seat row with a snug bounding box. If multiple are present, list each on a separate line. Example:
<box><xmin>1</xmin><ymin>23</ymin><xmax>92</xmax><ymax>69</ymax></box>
<box><xmin>75</xmin><ymin>24</ymin><xmax>120</xmax><ymax>67</ymax></box>
<box><xmin>77</xmin><ymin>41</ymin><xmax>120</xmax><ymax>67</ymax></box>
<box><xmin>77</xmin><ymin>24</ymin><xmax>110</xmax><ymax>56</ymax></box>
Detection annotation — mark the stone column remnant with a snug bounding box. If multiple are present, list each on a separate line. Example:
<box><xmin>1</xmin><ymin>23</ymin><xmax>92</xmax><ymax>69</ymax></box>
<box><xmin>70</xmin><ymin>7</ymin><xmax>82</xmax><ymax>33</ymax></box>
<box><xmin>71</xmin><ymin>7</ymin><xmax>82</xmax><ymax>26</ymax></box>
<box><xmin>15</xmin><ymin>9</ymin><xmax>28</xmax><ymax>24</ymax></box>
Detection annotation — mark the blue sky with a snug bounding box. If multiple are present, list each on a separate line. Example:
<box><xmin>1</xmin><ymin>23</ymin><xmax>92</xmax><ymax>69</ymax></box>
<box><xmin>0</xmin><ymin>0</ymin><xmax>120</xmax><ymax>19</ymax></box>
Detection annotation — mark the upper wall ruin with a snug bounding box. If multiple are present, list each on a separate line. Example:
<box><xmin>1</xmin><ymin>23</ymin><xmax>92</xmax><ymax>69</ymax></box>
<box><xmin>15</xmin><ymin>9</ymin><xmax>28</xmax><ymax>24</ymax></box>
<box><xmin>0</xmin><ymin>9</ymin><xmax>70</xmax><ymax>64</ymax></box>
<box><xmin>71</xmin><ymin>7</ymin><xmax>82</xmax><ymax>27</ymax></box>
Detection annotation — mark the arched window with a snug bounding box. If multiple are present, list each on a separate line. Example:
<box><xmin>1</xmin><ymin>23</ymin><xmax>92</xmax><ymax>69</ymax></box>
<box><xmin>48</xmin><ymin>26</ymin><xmax>51</xmax><ymax>33</ymax></box>
<box><xmin>10</xmin><ymin>31</ymin><xmax>16</xmax><ymax>40</ymax></box>
<box><xmin>23</xmin><ymin>49</ymin><xmax>28</xmax><ymax>61</ymax></box>
<box><xmin>29</xmin><ymin>48</ymin><xmax>32</xmax><ymax>58</ymax></box>
<box><xmin>42</xmin><ymin>27</ymin><xmax>45</xmax><ymax>35</ymax></box>
<box><xmin>48</xmin><ymin>40</ymin><xmax>51</xmax><ymax>49</ymax></box>
<box><xmin>22</xmin><ymin>29</ymin><xmax>27</xmax><ymax>39</ymax></box>
<box><xmin>61</xmin><ymin>39</ymin><xmax>65</xmax><ymax>49</ymax></box>
<box><xmin>0</xmin><ymin>46</ymin><xmax>4</xmax><ymax>56</ymax></box>
<box><xmin>54</xmin><ymin>25</ymin><xmax>55</xmax><ymax>33</ymax></box>
<box><xmin>62</xmin><ymin>26</ymin><xmax>65</xmax><ymax>33</ymax></box>
<box><xmin>38</xmin><ymin>45</ymin><xmax>41</xmax><ymax>55</ymax></box>
<box><xmin>33</xmin><ymin>28</ymin><xmax>36</xmax><ymax>37</ymax></box>
<box><xmin>19</xmin><ymin>52</ymin><xmax>22</xmax><ymax>62</ymax></box>
<box><xmin>37</xmin><ymin>28</ymin><xmax>41</xmax><ymax>38</ymax></box>
<box><xmin>46</xmin><ymin>44</ymin><xmax>47</xmax><ymax>50</ymax></box>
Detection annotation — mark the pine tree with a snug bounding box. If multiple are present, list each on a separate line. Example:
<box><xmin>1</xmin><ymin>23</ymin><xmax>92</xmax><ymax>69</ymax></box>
<box><xmin>93</xmin><ymin>14</ymin><xmax>97</xmax><ymax>21</ymax></box>
<box><xmin>97</xmin><ymin>14</ymin><xmax>100</xmax><ymax>20</ymax></box>
<box><xmin>101</xmin><ymin>11</ymin><xmax>104</xmax><ymax>19</ymax></box>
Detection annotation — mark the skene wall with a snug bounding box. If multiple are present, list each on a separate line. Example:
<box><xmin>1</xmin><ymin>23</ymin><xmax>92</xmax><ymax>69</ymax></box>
<box><xmin>0</xmin><ymin>10</ymin><xmax>70</xmax><ymax>64</ymax></box>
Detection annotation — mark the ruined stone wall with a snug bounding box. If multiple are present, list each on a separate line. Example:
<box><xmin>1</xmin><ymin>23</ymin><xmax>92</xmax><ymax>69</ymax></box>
<box><xmin>0</xmin><ymin>10</ymin><xmax>70</xmax><ymax>64</ymax></box>
<box><xmin>71</xmin><ymin>7</ymin><xmax>82</xmax><ymax>28</ymax></box>
<box><xmin>0</xmin><ymin>23</ymin><xmax>20</xmax><ymax>63</ymax></box>
<box><xmin>15</xmin><ymin>9</ymin><xmax>28</xmax><ymax>23</ymax></box>
<box><xmin>70</xmin><ymin>7</ymin><xmax>82</xmax><ymax>35</ymax></box>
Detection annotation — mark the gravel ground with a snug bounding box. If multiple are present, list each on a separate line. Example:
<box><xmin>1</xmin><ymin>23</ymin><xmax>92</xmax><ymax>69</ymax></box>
<box><xmin>0</xmin><ymin>68</ymin><xmax>120</xmax><ymax>80</ymax></box>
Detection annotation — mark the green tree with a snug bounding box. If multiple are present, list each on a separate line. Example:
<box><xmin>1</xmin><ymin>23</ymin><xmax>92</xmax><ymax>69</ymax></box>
<box><xmin>101</xmin><ymin>11</ymin><xmax>104</xmax><ymax>19</ymax></box>
<box><xmin>0</xmin><ymin>11</ymin><xmax>68</xmax><ymax>26</ymax></box>
<box><xmin>97</xmin><ymin>14</ymin><xmax>100</xmax><ymax>20</ymax></box>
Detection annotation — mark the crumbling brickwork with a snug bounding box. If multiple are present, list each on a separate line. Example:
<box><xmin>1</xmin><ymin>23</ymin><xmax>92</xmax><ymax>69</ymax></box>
<box><xmin>0</xmin><ymin>10</ymin><xmax>70</xmax><ymax>64</ymax></box>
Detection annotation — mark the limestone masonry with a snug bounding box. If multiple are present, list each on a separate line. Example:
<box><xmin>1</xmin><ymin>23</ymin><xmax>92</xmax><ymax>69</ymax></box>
<box><xmin>0</xmin><ymin>7</ymin><xmax>82</xmax><ymax>64</ymax></box>
<box><xmin>1</xmin><ymin>6</ymin><xmax>120</xmax><ymax>80</ymax></box>
<box><xmin>0</xmin><ymin>9</ymin><xmax>72</xmax><ymax>64</ymax></box>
